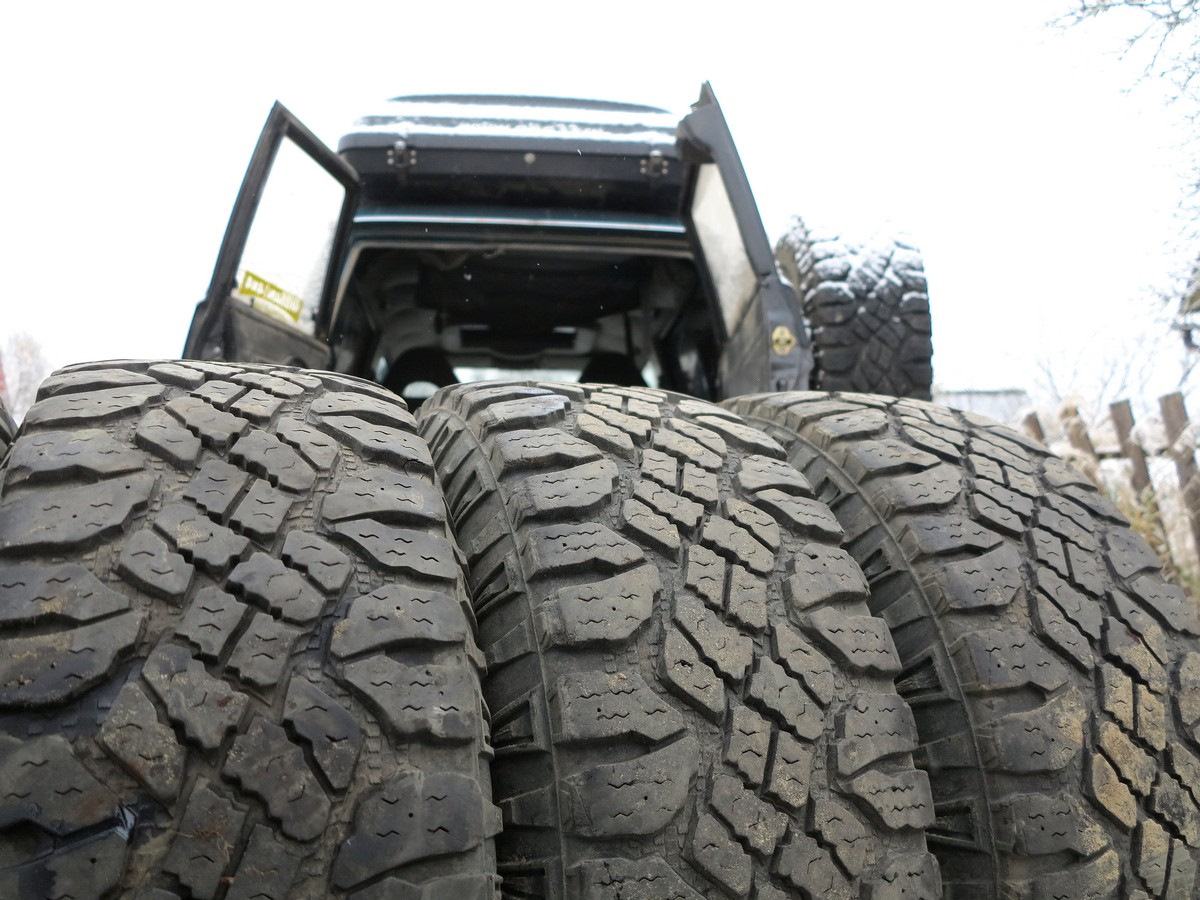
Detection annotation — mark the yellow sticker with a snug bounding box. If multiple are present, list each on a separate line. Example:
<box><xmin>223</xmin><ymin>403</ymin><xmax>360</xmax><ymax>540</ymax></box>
<box><xmin>771</xmin><ymin>325</ymin><xmax>797</xmax><ymax>356</ymax></box>
<box><xmin>237</xmin><ymin>270</ymin><xmax>304</xmax><ymax>323</ymax></box>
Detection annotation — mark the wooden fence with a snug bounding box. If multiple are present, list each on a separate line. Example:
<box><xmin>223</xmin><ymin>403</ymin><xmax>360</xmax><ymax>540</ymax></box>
<box><xmin>1021</xmin><ymin>392</ymin><xmax>1200</xmax><ymax>585</ymax></box>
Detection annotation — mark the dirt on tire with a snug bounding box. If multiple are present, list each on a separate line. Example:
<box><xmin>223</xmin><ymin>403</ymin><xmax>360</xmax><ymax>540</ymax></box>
<box><xmin>419</xmin><ymin>382</ymin><xmax>940</xmax><ymax>900</ymax></box>
<box><xmin>729</xmin><ymin>390</ymin><xmax>1200</xmax><ymax>899</ymax></box>
<box><xmin>0</xmin><ymin>360</ymin><xmax>499</xmax><ymax>898</ymax></box>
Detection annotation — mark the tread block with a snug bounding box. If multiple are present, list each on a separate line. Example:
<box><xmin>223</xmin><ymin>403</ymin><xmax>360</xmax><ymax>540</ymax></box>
<box><xmin>312</xmin><ymin>415</ymin><xmax>434</xmax><ymax>472</ymax></box>
<box><xmin>0</xmin><ymin>734</ymin><xmax>119</xmax><ymax>834</ymax></box>
<box><xmin>581</xmin><ymin>403</ymin><xmax>652</xmax><ymax>445</ymax></box>
<box><xmin>1098</xmin><ymin>721</ymin><xmax>1157</xmax><ymax>796</ymax></box>
<box><xmin>551</xmin><ymin>671</ymin><xmax>685</xmax><ymax>744</ymax></box>
<box><xmin>736</xmin><ymin>454</ymin><xmax>813</xmax><ymax>498</ymax></box>
<box><xmin>693</xmin><ymin>414</ymin><xmax>786</xmax><ymax>457</ymax></box>
<box><xmin>668</xmin><ymin>419</ymin><xmax>727</xmax><ymax>458</ymax></box>
<box><xmin>343</xmin><ymin>656</ymin><xmax>478</xmax><ymax>743</ymax></box>
<box><xmin>774</xmin><ymin>832</ymin><xmax>850</xmax><ymax>897</ymax></box>
<box><xmin>117</xmin><ymin>529</ymin><xmax>194</xmax><ymax>601</ymax></box>
<box><xmin>274</xmin><ymin>420</ymin><xmax>340</xmax><ymax>471</ymax></box>
<box><xmin>640</xmin><ymin>448</ymin><xmax>678</xmax><ymax>489</ymax></box>
<box><xmin>283</xmin><ymin>678</ymin><xmax>363</xmax><ymax>791</ymax></box>
<box><xmin>836</xmin><ymin>693</ymin><xmax>919</xmax><ymax>776</ymax></box>
<box><xmin>479</xmin><ymin>394</ymin><xmax>569</xmax><ymax>433</ymax></box>
<box><xmin>621</xmin><ymin>498</ymin><xmax>681</xmax><ymax>557</ymax></box>
<box><xmin>224</xmin><ymin>717</ymin><xmax>330</xmax><ymax>841</ymax></box>
<box><xmin>746</xmin><ymin>490</ymin><xmax>844</xmax><ymax>542</ymax></box>
<box><xmin>538</xmin><ymin>564</ymin><xmax>660</xmax><ymax>646</ymax></box>
<box><xmin>841</xmin><ymin>438</ymin><xmax>939</xmax><ymax>479</ymax></box>
<box><xmin>979</xmin><ymin>689</ymin><xmax>1085</xmax><ymax>774</ymax></box>
<box><xmin>633</xmin><ymin>479</ymin><xmax>704</xmax><ymax>530</ymax></box>
<box><xmin>310</xmin><ymin>391</ymin><xmax>415</xmax><ymax>429</ymax></box>
<box><xmin>492</xmin><ymin>427</ymin><xmax>603</xmax><ymax>473</ymax></box>
<box><xmin>0</xmin><ymin>472</ymin><xmax>157</xmax><ymax>553</ymax></box>
<box><xmin>866</xmin><ymin>464</ymin><xmax>961</xmax><ymax>515</ymax></box>
<box><xmin>674</xmin><ymin>593</ymin><xmax>753</xmax><ymax>683</ymax></box>
<box><xmin>772</xmin><ymin>625</ymin><xmax>834</xmax><ymax>706</ymax></box>
<box><xmin>228</xmin><ymin>387</ymin><xmax>284</xmax><ymax>424</ymax></box>
<box><xmin>225</xmin><ymin>824</ymin><xmax>302</xmax><ymax>900</ymax></box>
<box><xmin>0</xmin><ymin>610</ymin><xmax>145</xmax><ymax>707</ymax></box>
<box><xmin>688</xmin><ymin>812</ymin><xmax>752</xmax><ymax>897</ymax></box>
<box><xmin>281</xmin><ymin>531</ymin><xmax>352</xmax><ymax>594</ymax></box>
<box><xmin>228</xmin><ymin>552</ymin><xmax>324</xmax><ymax>624</ymax></box>
<box><xmin>659</xmin><ymin>630</ymin><xmax>724</xmax><ymax>721</ymax></box>
<box><xmin>0</xmin><ymin>561</ymin><xmax>129</xmax><ymax>626</ymax></box>
<box><xmin>1103</xmin><ymin>618</ymin><xmax>1167</xmax><ymax>694</ymax></box>
<box><xmin>154</xmin><ymin>503</ymin><xmax>250</xmax><ymax>575</ymax></box>
<box><xmin>6</xmin><ymin>428</ymin><xmax>143</xmax><ymax>484</ymax></box>
<box><xmin>847</xmin><ymin>768</ymin><xmax>935</xmax><ymax>830</ymax></box>
<box><xmin>681</xmin><ymin>463</ymin><xmax>719</xmax><ymax>507</ymax></box>
<box><xmin>522</xmin><ymin>522</ymin><xmax>645</xmax><ymax>578</ymax></box>
<box><xmin>802</xmin><ymin>607</ymin><xmax>901</xmax><ymax>676</ymax></box>
<box><xmin>971</xmin><ymin>478</ymin><xmax>1035</xmax><ymax>535</ymax></box>
<box><xmin>162</xmin><ymin>780</ymin><xmax>248</xmax><ymax>899</ymax></box>
<box><xmin>949</xmin><ymin>628</ymin><xmax>1069</xmax><ymax>694</ymax></box>
<box><xmin>993</xmin><ymin>793</ymin><xmax>1112</xmax><ymax>858</ymax></box>
<box><xmin>569</xmin><ymin>855</ymin><xmax>703</xmax><ymax>900</ymax></box>
<box><xmin>327</xmin><ymin>523</ymin><xmax>459</xmax><ymax>582</ymax></box>
<box><xmin>576</xmin><ymin>411</ymin><xmax>636</xmax><ymax>459</ymax></box>
<box><xmin>653</xmin><ymin>428</ymin><xmax>722</xmax><ymax>471</ymax></box>
<box><xmin>331</xmin><ymin>584</ymin><xmax>470</xmax><ymax>659</ymax></box>
<box><xmin>871</xmin><ymin>851</ymin><xmax>944</xmax><ymax>900</ymax></box>
<box><xmin>332</xmin><ymin>771</ymin><xmax>496</xmax><ymax>890</ymax></box>
<box><xmin>135</xmin><ymin>408</ymin><xmax>203</xmax><ymax>468</ymax></box>
<box><xmin>765</xmin><ymin>730</ymin><xmax>814</xmax><ymax>811</ymax></box>
<box><xmin>701</xmin><ymin>516</ymin><xmax>774</xmax><ymax>575</ymax></box>
<box><xmin>194</xmin><ymin>380</ymin><xmax>247</xmax><ymax>409</ymax></box>
<box><xmin>1100</xmin><ymin>663</ymin><xmax>1136</xmax><ymax>732</ymax></box>
<box><xmin>1176</xmin><ymin>653</ymin><xmax>1200</xmax><ymax>739</ymax></box>
<box><xmin>1032</xmin><ymin>593</ymin><xmax>1093</xmax><ymax>672</ymax></box>
<box><xmin>231</xmin><ymin>430</ymin><xmax>317</xmax><ymax>492</ymax></box>
<box><xmin>98</xmin><ymin>680</ymin><xmax>184</xmax><ymax>803</ymax></box>
<box><xmin>182</xmin><ymin>459</ymin><xmax>250</xmax><ymax>519</ymax></box>
<box><xmin>724</xmin><ymin>703</ymin><xmax>771</xmax><ymax>786</ymax></box>
<box><xmin>232</xmin><ymin>371</ymin><xmax>306</xmax><ymax>398</ymax></box>
<box><xmin>37</xmin><ymin>366</ymin><xmax>157</xmax><ymax>397</ymax></box>
<box><xmin>1035</xmin><ymin>568</ymin><xmax>1103</xmax><ymax>640</ymax></box>
<box><xmin>684</xmin><ymin>544</ymin><xmax>726</xmax><ymax>610</ymax></box>
<box><xmin>321</xmin><ymin>467</ymin><xmax>443</xmax><ymax>525</ymax></box>
<box><xmin>747</xmin><ymin>656</ymin><xmax>823</xmax><ymax>740</ymax></box>
<box><xmin>710</xmin><ymin>773</ymin><xmax>788</xmax><ymax>856</ymax></box>
<box><xmin>229</xmin><ymin>479</ymin><xmax>294</xmax><ymax>542</ymax></box>
<box><xmin>561</xmin><ymin>735</ymin><xmax>699</xmax><ymax>837</ymax></box>
<box><xmin>517</xmin><ymin>459</ymin><xmax>619</xmax><ymax>518</ymax></box>
<box><xmin>726</xmin><ymin>498</ymin><xmax>781</xmax><ymax>551</ymax></box>
<box><xmin>899</xmin><ymin>515</ymin><xmax>1002</xmax><ymax>557</ymax></box>
<box><xmin>143</xmin><ymin>643</ymin><xmax>249</xmax><ymax>750</ymax></box>
<box><xmin>166</xmin><ymin>396</ymin><xmax>249</xmax><ymax>449</ymax></box>
<box><xmin>1137</xmin><ymin>819</ymin><xmax>1171</xmax><ymax>894</ymax></box>
<box><xmin>25</xmin><ymin>382</ymin><xmax>166</xmax><ymax>426</ymax></box>
<box><xmin>1150</xmin><ymin>773</ymin><xmax>1200</xmax><ymax>846</ymax></box>
<box><xmin>726</xmin><ymin>563</ymin><xmax>768</xmax><ymax>632</ymax></box>
<box><xmin>174</xmin><ymin>585</ymin><xmax>248</xmax><ymax>660</ymax></box>
<box><xmin>226</xmin><ymin>612</ymin><xmax>303</xmax><ymax>688</ymax></box>
<box><xmin>785</xmin><ymin>544</ymin><xmax>870</xmax><ymax>612</ymax></box>
<box><xmin>813</xmin><ymin>797</ymin><xmax>870</xmax><ymax>878</ymax></box>
<box><xmin>1127</xmin><ymin>573</ymin><xmax>1200</xmax><ymax>636</ymax></box>
<box><xmin>924</xmin><ymin>543</ymin><xmax>1024</xmax><ymax>613</ymax></box>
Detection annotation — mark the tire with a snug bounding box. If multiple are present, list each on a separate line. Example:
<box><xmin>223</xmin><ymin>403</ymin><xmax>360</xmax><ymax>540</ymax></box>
<box><xmin>776</xmin><ymin>218</ymin><xmax>933</xmax><ymax>400</ymax></box>
<box><xmin>0</xmin><ymin>395</ymin><xmax>15</xmax><ymax>460</ymax></box>
<box><xmin>0</xmin><ymin>360</ymin><xmax>499</xmax><ymax>898</ymax></box>
<box><xmin>728</xmin><ymin>390</ymin><xmax>1200</xmax><ymax>899</ymax></box>
<box><xmin>418</xmin><ymin>382</ymin><xmax>940</xmax><ymax>900</ymax></box>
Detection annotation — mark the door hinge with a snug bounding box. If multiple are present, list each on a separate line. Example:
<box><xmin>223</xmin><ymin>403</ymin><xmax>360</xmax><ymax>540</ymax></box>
<box><xmin>640</xmin><ymin>150</ymin><xmax>668</xmax><ymax>178</ymax></box>
<box><xmin>387</xmin><ymin>140</ymin><xmax>417</xmax><ymax>169</ymax></box>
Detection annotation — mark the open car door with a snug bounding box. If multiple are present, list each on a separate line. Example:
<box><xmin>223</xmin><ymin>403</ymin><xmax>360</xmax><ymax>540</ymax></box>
<box><xmin>183</xmin><ymin>103</ymin><xmax>360</xmax><ymax>368</ymax></box>
<box><xmin>677</xmin><ymin>83</ymin><xmax>811</xmax><ymax>397</ymax></box>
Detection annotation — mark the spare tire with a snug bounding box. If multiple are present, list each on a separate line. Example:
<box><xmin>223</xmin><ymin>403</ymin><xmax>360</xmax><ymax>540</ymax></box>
<box><xmin>0</xmin><ymin>361</ymin><xmax>498</xmax><ymax>898</ymax></box>
<box><xmin>776</xmin><ymin>219</ymin><xmax>933</xmax><ymax>400</ymax></box>
<box><xmin>419</xmin><ymin>382</ymin><xmax>940</xmax><ymax>900</ymax></box>
<box><xmin>728</xmin><ymin>390</ymin><xmax>1200</xmax><ymax>899</ymax></box>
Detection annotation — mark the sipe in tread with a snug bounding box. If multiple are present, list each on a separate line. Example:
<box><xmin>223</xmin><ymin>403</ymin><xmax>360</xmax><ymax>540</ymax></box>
<box><xmin>418</xmin><ymin>382</ymin><xmax>940</xmax><ymax>900</ymax></box>
<box><xmin>0</xmin><ymin>360</ymin><xmax>499</xmax><ymax>899</ymax></box>
<box><xmin>776</xmin><ymin>218</ymin><xmax>933</xmax><ymax>400</ymax></box>
<box><xmin>728</xmin><ymin>390</ymin><xmax>1200</xmax><ymax>899</ymax></box>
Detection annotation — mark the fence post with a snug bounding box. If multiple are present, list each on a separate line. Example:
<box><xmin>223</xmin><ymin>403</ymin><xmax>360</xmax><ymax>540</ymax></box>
<box><xmin>1110</xmin><ymin>400</ymin><xmax>1153</xmax><ymax>493</ymax></box>
<box><xmin>1160</xmin><ymin>391</ymin><xmax>1200</xmax><ymax>558</ymax></box>
<box><xmin>1022</xmin><ymin>411</ymin><xmax>1046</xmax><ymax>444</ymax></box>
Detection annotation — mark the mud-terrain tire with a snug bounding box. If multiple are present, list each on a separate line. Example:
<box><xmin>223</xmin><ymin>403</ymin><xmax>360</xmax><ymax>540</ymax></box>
<box><xmin>776</xmin><ymin>218</ymin><xmax>933</xmax><ymax>400</ymax></box>
<box><xmin>728</xmin><ymin>390</ymin><xmax>1200</xmax><ymax>899</ymax></box>
<box><xmin>419</xmin><ymin>382</ymin><xmax>940</xmax><ymax>900</ymax></box>
<box><xmin>0</xmin><ymin>360</ymin><xmax>499</xmax><ymax>899</ymax></box>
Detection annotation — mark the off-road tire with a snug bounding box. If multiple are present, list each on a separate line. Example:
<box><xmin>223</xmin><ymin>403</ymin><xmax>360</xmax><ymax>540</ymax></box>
<box><xmin>728</xmin><ymin>390</ymin><xmax>1200</xmax><ymax>899</ymax></box>
<box><xmin>776</xmin><ymin>219</ymin><xmax>933</xmax><ymax>400</ymax></box>
<box><xmin>0</xmin><ymin>360</ymin><xmax>499</xmax><ymax>899</ymax></box>
<box><xmin>419</xmin><ymin>382</ymin><xmax>940</xmax><ymax>900</ymax></box>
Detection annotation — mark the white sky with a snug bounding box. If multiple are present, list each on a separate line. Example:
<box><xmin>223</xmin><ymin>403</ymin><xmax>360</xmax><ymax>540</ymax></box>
<box><xmin>1</xmin><ymin>0</ymin><xmax>1194</xmax><ymax>418</ymax></box>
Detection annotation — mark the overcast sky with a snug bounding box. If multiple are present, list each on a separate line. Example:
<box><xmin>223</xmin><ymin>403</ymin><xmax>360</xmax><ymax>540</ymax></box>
<box><xmin>1</xmin><ymin>1</ymin><xmax>1194</xmax><ymax>418</ymax></box>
